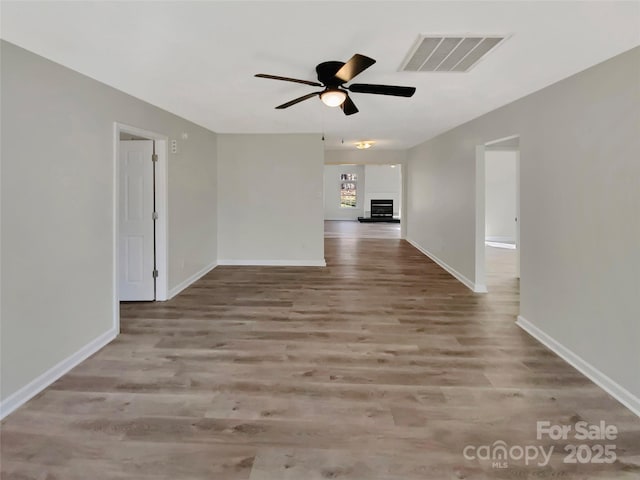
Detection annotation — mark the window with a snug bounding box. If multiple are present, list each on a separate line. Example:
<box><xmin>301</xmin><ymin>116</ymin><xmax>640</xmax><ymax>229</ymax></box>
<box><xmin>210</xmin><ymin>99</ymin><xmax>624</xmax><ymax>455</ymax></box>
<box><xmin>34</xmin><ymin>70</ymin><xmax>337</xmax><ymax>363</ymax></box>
<box><xmin>340</xmin><ymin>173</ymin><xmax>357</xmax><ymax>208</ymax></box>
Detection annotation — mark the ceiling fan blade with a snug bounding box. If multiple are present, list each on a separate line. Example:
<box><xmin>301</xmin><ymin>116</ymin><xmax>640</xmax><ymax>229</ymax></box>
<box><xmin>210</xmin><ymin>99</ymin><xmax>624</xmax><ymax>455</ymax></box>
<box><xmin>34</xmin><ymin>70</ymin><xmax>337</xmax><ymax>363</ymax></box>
<box><xmin>255</xmin><ymin>74</ymin><xmax>322</xmax><ymax>87</ymax></box>
<box><xmin>335</xmin><ymin>54</ymin><xmax>376</xmax><ymax>83</ymax></box>
<box><xmin>341</xmin><ymin>95</ymin><xmax>359</xmax><ymax>116</ymax></box>
<box><xmin>348</xmin><ymin>83</ymin><xmax>416</xmax><ymax>97</ymax></box>
<box><xmin>275</xmin><ymin>92</ymin><xmax>320</xmax><ymax>109</ymax></box>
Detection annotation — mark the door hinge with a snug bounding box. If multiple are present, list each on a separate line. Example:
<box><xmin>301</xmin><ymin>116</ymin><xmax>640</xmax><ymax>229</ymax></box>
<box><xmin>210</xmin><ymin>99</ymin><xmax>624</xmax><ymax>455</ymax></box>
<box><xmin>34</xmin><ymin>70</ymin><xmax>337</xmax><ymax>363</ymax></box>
<box><xmin>152</xmin><ymin>154</ymin><xmax>158</xmax><ymax>162</ymax></box>
<box><xmin>152</xmin><ymin>211</ymin><xmax>159</xmax><ymax>220</ymax></box>
<box><xmin>152</xmin><ymin>269</ymin><xmax>159</xmax><ymax>278</ymax></box>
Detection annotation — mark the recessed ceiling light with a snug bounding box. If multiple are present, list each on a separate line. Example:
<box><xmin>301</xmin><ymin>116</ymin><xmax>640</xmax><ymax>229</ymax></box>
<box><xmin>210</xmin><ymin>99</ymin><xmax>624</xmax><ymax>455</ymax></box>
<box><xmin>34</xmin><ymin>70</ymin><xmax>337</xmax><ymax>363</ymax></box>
<box><xmin>355</xmin><ymin>141</ymin><xmax>374</xmax><ymax>149</ymax></box>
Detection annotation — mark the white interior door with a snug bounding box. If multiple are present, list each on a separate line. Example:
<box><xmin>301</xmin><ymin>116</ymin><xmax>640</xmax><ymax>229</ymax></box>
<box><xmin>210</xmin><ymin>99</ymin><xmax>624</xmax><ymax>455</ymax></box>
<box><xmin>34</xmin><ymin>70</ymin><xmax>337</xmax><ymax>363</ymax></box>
<box><xmin>119</xmin><ymin>140</ymin><xmax>155</xmax><ymax>301</ymax></box>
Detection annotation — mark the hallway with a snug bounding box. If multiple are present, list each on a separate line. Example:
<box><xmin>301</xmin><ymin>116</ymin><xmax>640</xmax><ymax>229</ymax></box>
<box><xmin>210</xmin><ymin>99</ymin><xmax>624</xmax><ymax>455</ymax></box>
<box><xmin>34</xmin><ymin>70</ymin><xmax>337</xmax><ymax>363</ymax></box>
<box><xmin>1</xmin><ymin>238</ymin><xmax>638</xmax><ymax>479</ymax></box>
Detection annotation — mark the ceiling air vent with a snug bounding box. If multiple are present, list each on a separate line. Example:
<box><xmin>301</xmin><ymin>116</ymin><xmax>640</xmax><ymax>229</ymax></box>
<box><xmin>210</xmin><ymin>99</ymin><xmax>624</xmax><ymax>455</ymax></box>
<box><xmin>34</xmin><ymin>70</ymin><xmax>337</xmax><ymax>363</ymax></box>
<box><xmin>401</xmin><ymin>35</ymin><xmax>506</xmax><ymax>72</ymax></box>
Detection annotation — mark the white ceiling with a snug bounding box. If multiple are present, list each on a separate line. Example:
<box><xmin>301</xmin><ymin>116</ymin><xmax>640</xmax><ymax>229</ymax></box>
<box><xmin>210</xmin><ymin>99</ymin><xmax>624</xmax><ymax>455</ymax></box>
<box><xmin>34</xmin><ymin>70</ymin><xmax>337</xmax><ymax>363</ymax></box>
<box><xmin>2</xmin><ymin>1</ymin><xmax>639</xmax><ymax>149</ymax></box>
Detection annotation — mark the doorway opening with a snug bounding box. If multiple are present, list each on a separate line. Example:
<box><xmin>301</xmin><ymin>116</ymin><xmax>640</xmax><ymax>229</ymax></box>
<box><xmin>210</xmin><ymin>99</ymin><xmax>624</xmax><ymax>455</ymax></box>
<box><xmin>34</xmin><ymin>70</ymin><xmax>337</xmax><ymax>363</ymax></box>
<box><xmin>323</xmin><ymin>163</ymin><xmax>403</xmax><ymax>239</ymax></box>
<box><xmin>475</xmin><ymin>135</ymin><xmax>520</xmax><ymax>293</ymax></box>
<box><xmin>113</xmin><ymin>123</ymin><xmax>168</xmax><ymax>327</ymax></box>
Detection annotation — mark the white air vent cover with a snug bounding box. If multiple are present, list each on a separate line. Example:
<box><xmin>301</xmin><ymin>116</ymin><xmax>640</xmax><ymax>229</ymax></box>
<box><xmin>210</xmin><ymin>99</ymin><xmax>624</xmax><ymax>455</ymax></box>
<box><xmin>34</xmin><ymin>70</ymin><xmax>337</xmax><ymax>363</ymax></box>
<box><xmin>401</xmin><ymin>35</ymin><xmax>506</xmax><ymax>72</ymax></box>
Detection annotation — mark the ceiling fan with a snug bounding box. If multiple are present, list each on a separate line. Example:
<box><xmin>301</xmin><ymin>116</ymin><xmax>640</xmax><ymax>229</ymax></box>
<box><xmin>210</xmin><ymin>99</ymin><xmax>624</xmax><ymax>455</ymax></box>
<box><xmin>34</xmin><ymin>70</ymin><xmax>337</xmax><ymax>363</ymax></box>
<box><xmin>255</xmin><ymin>54</ymin><xmax>416</xmax><ymax>115</ymax></box>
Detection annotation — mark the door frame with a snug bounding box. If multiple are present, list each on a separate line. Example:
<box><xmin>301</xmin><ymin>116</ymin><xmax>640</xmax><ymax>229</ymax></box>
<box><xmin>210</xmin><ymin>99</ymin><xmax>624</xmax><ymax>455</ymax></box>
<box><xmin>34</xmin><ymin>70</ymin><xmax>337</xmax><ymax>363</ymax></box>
<box><xmin>113</xmin><ymin>123</ymin><xmax>169</xmax><ymax>329</ymax></box>
<box><xmin>475</xmin><ymin>134</ymin><xmax>521</xmax><ymax>291</ymax></box>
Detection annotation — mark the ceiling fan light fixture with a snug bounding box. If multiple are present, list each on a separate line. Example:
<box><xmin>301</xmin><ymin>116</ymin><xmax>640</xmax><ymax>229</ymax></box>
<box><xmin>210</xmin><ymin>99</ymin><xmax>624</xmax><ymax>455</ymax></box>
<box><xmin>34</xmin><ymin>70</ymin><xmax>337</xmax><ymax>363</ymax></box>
<box><xmin>320</xmin><ymin>89</ymin><xmax>347</xmax><ymax>107</ymax></box>
<box><xmin>355</xmin><ymin>141</ymin><xmax>374</xmax><ymax>150</ymax></box>
<box><xmin>256</xmin><ymin>53</ymin><xmax>415</xmax><ymax>115</ymax></box>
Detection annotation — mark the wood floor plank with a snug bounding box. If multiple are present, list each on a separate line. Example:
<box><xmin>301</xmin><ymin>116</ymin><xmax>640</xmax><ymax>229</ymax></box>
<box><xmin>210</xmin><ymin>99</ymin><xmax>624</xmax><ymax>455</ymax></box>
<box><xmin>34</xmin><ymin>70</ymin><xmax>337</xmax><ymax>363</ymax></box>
<box><xmin>2</xmin><ymin>235</ymin><xmax>639</xmax><ymax>479</ymax></box>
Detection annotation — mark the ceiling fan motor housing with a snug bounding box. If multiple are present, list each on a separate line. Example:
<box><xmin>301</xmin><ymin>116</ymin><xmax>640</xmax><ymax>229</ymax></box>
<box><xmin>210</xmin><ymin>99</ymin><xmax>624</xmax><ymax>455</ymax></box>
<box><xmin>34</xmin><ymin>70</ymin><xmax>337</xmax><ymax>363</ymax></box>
<box><xmin>316</xmin><ymin>61</ymin><xmax>346</xmax><ymax>87</ymax></box>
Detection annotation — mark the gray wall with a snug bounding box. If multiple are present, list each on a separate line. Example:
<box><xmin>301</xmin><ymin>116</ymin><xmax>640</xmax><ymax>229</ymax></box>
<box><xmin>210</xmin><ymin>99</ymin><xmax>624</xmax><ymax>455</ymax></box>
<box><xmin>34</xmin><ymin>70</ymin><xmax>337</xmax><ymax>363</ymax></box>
<box><xmin>217</xmin><ymin>134</ymin><xmax>325</xmax><ymax>265</ymax></box>
<box><xmin>485</xmin><ymin>150</ymin><xmax>517</xmax><ymax>242</ymax></box>
<box><xmin>407</xmin><ymin>47</ymin><xmax>640</xmax><ymax>400</ymax></box>
<box><xmin>1</xmin><ymin>41</ymin><xmax>218</xmax><ymax>402</ymax></box>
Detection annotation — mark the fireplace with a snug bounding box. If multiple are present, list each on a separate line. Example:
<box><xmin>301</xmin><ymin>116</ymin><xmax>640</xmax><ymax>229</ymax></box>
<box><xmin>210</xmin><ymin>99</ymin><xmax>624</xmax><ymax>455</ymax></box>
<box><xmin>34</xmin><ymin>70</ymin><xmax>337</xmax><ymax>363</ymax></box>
<box><xmin>371</xmin><ymin>199</ymin><xmax>393</xmax><ymax>219</ymax></box>
<box><xmin>357</xmin><ymin>200</ymin><xmax>399</xmax><ymax>223</ymax></box>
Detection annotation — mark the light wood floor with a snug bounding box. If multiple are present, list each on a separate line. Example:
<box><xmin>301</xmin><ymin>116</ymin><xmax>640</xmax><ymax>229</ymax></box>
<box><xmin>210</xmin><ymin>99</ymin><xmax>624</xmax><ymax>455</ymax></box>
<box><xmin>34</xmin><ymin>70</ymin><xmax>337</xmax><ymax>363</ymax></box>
<box><xmin>324</xmin><ymin>220</ymin><xmax>401</xmax><ymax>239</ymax></box>
<box><xmin>2</xmin><ymin>240</ymin><xmax>639</xmax><ymax>479</ymax></box>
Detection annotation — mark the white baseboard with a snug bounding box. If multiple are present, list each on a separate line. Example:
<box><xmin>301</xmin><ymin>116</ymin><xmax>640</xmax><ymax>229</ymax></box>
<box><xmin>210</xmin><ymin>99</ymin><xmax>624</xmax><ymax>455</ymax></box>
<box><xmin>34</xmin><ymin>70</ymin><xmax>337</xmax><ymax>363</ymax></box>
<box><xmin>486</xmin><ymin>241</ymin><xmax>517</xmax><ymax>250</ymax></box>
<box><xmin>168</xmin><ymin>260</ymin><xmax>218</xmax><ymax>299</ymax></box>
<box><xmin>0</xmin><ymin>327</ymin><xmax>118</xmax><ymax>420</ymax></box>
<box><xmin>516</xmin><ymin>315</ymin><xmax>640</xmax><ymax>418</ymax></box>
<box><xmin>486</xmin><ymin>236</ymin><xmax>516</xmax><ymax>243</ymax></box>
<box><xmin>217</xmin><ymin>259</ymin><xmax>327</xmax><ymax>267</ymax></box>
<box><xmin>406</xmin><ymin>238</ymin><xmax>486</xmax><ymax>293</ymax></box>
